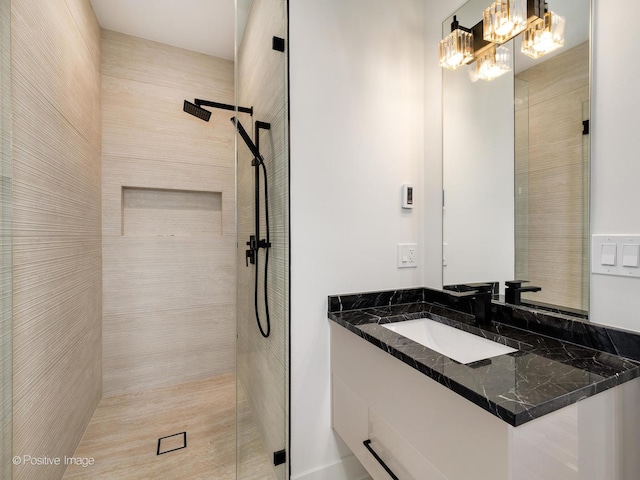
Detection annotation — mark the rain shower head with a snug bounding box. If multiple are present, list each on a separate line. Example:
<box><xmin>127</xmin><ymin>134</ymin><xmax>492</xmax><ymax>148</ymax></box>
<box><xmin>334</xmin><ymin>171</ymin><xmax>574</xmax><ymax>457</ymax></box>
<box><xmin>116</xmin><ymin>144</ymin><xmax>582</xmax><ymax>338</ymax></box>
<box><xmin>183</xmin><ymin>98</ymin><xmax>253</xmax><ymax>123</ymax></box>
<box><xmin>183</xmin><ymin>100</ymin><xmax>212</xmax><ymax>122</ymax></box>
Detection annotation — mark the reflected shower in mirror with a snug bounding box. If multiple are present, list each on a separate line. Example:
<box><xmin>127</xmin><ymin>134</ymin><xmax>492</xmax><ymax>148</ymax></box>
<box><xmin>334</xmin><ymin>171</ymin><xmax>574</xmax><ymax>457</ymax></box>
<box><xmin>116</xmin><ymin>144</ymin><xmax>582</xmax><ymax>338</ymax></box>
<box><xmin>442</xmin><ymin>0</ymin><xmax>591</xmax><ymax>315</ymax></box>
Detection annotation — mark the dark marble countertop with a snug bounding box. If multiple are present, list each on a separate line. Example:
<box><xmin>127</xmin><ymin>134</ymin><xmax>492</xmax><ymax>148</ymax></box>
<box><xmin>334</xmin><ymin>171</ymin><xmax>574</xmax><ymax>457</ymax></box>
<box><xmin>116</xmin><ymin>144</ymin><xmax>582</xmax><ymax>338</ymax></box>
<box><xmin>328</xmin><ymin>295</ymin><xmax>640</xmax><ymax>427</ymax></box>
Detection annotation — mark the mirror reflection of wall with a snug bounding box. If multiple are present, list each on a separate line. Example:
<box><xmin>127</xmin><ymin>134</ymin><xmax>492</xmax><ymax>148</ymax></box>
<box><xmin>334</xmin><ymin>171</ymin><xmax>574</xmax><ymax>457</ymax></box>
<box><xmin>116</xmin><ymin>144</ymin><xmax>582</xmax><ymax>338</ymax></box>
<box><xmin>441</xmin><ymin>0</ymin><xmax>591</xmax><ymax>313</ymax></box>
<box><xmin>442</xmin><ymin>40</ymin><xmax>514</xmax><ymax>292</ymax></box>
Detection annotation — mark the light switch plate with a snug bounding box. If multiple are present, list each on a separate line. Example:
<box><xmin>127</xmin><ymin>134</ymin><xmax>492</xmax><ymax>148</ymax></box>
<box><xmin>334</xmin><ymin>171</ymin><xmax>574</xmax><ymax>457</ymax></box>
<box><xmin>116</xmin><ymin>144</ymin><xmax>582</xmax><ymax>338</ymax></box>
<box><xmin>592</xmin><ymin>235</ymin><xmax>640</xmax><ymax>278</ymax></box>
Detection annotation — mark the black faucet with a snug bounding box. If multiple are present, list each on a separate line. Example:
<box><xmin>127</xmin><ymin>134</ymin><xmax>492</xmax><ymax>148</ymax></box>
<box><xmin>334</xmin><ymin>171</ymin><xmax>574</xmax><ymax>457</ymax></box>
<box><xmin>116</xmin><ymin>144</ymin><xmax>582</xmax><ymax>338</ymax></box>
<box><xmin>447</xmin><ymin>283</ymin><xmax>494</xmax><ymax>325</ymax></box>
<box><xmin>505</xmin><ymin>280</ymin><xmax>542</xmax><ymax>305</ymax></box>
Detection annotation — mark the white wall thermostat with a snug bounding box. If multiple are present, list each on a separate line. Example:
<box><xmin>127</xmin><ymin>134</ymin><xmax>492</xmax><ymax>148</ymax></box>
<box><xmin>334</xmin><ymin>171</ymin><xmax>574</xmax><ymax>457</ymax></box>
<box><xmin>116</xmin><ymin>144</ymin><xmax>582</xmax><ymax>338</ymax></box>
<box><xmin>402</xmin><ymin>184</ymin><xmax>414</xmax><ymax>209</ymax></box>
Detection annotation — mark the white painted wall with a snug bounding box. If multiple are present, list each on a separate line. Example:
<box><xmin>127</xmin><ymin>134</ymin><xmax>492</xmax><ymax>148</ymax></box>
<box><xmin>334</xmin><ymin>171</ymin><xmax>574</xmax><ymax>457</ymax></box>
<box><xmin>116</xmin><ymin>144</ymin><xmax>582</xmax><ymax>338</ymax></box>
<box><xmin>289</xmin><ymin>0</ymin><xmax>426</xmax><ymax>477</ymax></box>
<box><xmin>590</xmin><ymin>0</ymin><xmax>640</xmax><ymax>332</ymax></box>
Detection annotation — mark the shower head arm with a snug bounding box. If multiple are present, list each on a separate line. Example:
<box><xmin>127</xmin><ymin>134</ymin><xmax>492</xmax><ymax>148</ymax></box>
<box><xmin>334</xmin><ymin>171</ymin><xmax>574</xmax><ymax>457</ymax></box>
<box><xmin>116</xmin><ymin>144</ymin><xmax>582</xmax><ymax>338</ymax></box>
<box><xmin>195</xmin><ymin>99</ymin><xmax>253</xmax><ymax>116</ymax></box>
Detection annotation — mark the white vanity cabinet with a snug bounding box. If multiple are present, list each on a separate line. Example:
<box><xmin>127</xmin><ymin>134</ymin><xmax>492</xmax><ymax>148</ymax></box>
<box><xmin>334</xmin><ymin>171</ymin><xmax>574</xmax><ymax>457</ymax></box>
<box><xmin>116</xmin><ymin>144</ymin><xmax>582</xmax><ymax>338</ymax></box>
<box><xmin>330</xmin><ymin>322</ymin><xmax>640</xmax><ymax>480</ymax></box>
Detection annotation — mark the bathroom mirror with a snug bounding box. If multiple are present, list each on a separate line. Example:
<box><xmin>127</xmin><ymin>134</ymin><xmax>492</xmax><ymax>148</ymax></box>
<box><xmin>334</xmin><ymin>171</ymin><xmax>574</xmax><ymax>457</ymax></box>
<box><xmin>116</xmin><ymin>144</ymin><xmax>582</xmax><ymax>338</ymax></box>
<box><xmin>442</xmin><ymin>0</ymin><xmax>591</xmax><ymax>314</ymax></box>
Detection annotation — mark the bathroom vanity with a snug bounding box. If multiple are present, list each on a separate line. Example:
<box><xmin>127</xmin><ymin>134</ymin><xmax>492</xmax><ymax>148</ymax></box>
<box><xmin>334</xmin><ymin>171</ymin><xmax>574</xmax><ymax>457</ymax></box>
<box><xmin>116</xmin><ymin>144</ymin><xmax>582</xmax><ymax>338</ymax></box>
<box><xmin>328</xmin><ymin>288</ymin><xmax>640</xmax><ymax>480</ymax></box>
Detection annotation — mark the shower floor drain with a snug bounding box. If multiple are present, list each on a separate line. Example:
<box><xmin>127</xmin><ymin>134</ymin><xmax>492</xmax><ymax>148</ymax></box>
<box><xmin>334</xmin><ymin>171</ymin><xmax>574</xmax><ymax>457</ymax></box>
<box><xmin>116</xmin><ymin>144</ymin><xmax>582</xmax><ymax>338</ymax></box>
<box><xmin>157</xmin><ymin>432</ymin><xmax>187</xmax><ymax>455</ymax></box>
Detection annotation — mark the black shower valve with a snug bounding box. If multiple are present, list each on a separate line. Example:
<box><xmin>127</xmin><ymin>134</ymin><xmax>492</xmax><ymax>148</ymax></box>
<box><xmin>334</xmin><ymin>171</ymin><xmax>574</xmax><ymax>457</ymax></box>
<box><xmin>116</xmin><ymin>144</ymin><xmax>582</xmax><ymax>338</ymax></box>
<box><xmin>246</xmin><ymin>235</ymin><xmax>257</xmax><ymax>266</ymax></box>
<box><xmin>245</xmin><ymin>249</ymin><xmax>255</xmax><ymax>267</ymax></box>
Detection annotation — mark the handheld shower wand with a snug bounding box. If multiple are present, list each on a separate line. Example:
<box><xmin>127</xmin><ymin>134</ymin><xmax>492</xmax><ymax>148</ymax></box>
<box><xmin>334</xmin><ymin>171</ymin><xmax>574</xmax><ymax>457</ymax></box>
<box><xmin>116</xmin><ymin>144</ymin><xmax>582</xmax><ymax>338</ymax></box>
<box><xmin>231</xmin><ymin>117</ymin><xmax>263</xmax><ymax>162</ymax></box>
<box><xmin>232</xmin><ymin>117</ymin><xmax>272</xmax><ymax>339</ymax></box>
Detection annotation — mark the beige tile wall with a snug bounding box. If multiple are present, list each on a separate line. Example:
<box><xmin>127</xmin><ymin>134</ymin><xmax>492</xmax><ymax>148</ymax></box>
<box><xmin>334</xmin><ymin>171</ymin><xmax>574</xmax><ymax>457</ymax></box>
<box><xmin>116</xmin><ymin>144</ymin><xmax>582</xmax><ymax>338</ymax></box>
<box><xmin>515</xmin><ymin>42</ymin><xmax>590</xmax><ymax>310</ymax></box>
<box><xmin>101</xmin><ymin>30</ymin><xmax>236</xmax><ymax>396</ymax></box>
<box><xmin>0</xmin><ymin>0</ymin><xmax>11</xmax><ymax>477</ymax></box>
<box><xmin>10</xmin><ymin>1</ymin><xmax>102</xmax><ymax>479</ymax></box>
<box><xmin>236</xmin><ymin>1</ymin><xmax>289</xmax><ymax>479</ymax></box>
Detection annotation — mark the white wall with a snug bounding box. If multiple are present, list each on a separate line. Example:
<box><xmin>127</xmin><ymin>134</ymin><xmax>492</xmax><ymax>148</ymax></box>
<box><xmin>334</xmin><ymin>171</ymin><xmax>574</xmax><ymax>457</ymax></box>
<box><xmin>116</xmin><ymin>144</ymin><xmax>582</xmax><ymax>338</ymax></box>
<box><xmin>290</xmin><ymin>0</ymin><xmax>426</xmax><ymax>477</ymax></box>
<box><xmin>589</xmin><ymin>0</ymin><xmax>640</xmax><ymax>332</ymax></box>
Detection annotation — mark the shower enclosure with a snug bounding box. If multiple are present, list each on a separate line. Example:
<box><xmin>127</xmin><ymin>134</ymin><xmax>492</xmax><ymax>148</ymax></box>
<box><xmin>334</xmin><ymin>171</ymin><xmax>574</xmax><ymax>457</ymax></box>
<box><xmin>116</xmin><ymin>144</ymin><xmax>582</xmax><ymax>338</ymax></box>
<box><xmin>0</xmin><ymin>0</ymin><xmax>289</xmax><ymax>478</ymax></box>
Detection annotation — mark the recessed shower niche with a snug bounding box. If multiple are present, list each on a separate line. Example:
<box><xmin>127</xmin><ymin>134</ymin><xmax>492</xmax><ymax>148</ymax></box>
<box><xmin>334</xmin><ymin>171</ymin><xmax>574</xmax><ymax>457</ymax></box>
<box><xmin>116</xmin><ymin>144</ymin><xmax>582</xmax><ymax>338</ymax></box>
<box><xmin>121</xmin><ymin>186</ymin><xmax>223</xmax><ymax>236</ymax></box>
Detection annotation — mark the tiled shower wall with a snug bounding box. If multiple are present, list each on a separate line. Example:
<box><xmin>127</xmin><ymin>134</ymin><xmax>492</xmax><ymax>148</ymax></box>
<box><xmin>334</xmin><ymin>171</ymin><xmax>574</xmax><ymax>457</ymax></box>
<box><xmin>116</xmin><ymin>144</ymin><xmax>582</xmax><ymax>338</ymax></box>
<box><xmin>236</xmin><ymin>0</ymin><xmax>289</xmax><ymax>478</ymax></box>
<box><xmin>101</xmin><ymin>30</ymin><xmax>237</xmax><ymax>396</ymax></box>
<box><xmin>11</xmin><ymin>1</ymin><xmax>102</xmax><ymax>479</ymax></box>
<box><xmin>0</xmin><ymin>0</ymin><xmax>11</xmax><ymax>477</ymax></box>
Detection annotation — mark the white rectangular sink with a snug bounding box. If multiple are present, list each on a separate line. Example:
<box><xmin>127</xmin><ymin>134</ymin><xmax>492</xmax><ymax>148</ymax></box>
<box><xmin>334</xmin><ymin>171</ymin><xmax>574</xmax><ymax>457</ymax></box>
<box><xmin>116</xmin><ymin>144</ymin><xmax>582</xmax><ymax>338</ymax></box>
<box><xmin>381</xmin><ymin>318</ymin><xmax>517</xmax><ymax>365</ymax></box>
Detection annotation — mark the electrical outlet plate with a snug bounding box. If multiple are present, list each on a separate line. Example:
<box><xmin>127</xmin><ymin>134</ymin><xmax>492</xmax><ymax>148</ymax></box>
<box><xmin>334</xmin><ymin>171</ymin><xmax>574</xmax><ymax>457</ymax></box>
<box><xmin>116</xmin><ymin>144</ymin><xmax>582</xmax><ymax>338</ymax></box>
<box><xmin>397</xmin><ymin>243</ymin><xmax>418</xmax><ymax>268</ymax></box>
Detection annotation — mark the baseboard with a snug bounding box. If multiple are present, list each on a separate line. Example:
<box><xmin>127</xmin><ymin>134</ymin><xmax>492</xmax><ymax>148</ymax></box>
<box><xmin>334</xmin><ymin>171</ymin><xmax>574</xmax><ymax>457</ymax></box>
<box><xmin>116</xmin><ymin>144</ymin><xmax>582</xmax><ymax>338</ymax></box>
<box><xmin>292</xmin><ymin>455</ymin><xmax>371</xmax><ymax>480</ymax></box>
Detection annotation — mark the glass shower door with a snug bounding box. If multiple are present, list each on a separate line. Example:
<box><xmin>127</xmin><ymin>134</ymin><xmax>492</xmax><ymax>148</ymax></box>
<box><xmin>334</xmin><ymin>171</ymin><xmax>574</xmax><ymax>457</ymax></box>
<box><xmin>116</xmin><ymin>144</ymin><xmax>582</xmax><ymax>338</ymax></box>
<box><xmin>235</xmin><ymin>0</ymin><xmax>289</xmax><ymax>479</ymax></box>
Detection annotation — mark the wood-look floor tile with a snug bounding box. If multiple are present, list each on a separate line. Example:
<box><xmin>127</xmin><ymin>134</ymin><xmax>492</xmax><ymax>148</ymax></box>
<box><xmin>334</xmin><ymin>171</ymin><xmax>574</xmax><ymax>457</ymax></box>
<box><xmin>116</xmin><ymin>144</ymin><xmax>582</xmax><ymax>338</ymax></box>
<box><xmin>63</xmin><ymin>375</ymin><xmax>275</xmax><ymax>480</ymax></box>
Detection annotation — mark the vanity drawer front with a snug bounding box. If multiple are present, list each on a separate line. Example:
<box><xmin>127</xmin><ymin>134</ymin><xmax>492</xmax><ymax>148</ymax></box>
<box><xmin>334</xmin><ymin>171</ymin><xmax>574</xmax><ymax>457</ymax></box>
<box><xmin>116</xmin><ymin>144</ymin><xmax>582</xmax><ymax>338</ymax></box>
<box><xmin>368</xmin><ymin>408</ymin><xmax>447</xmax><ymax>480</ymax></box>
<box><xmin>332</xmin><ymin>373</ymin><xmax>368</xmax><ymax>452</ymax></box>
<box><xmin>332</xmin><ymin>373</ymin><xmax>391</xmax><ymax>479</ymax></box>
<box><xmin>332</xmin><ymin>373</ymin><xmax>447</xmax><ymax>480</ymax></box>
